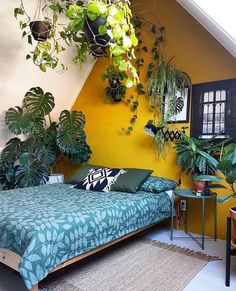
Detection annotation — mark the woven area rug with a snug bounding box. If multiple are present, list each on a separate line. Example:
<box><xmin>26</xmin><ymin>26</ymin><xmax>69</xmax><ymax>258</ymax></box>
<box><xmin>42</xmin><ymin>238</ymin><xmax>219</xmax><ymax>291</ymax></box>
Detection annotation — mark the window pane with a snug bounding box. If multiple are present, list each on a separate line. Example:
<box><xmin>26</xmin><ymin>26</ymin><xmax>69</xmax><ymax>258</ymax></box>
<box><xmin>204</xmin><ymin>92</ymin><xmax>208</xmax><ymax>103</ymax></box>
<box><xmin>207</xmin><ymin>123</ymin><xmax>213</xmax><ymax>133</ymax></box>
<box><xmin>216</xmin><ymin>90</ymin><xmax>221</xmax><ymax>101</ymax></box>
<box><xmin>209</xmin><ymin>91</ymin><xmax>214</xmax><ymax>102</ymax></box>
<box><xmin>203</xmin><ymin>124</ymin><xmax>207</xmax><ymax>133</ymax></box>
<box><xmin>221</xmin><ymin>90</ymin><xmax>226</xmax><ymax>101</ymax></box>
<box><xmin>215</xmin><ymin>123</ymin><xmax>220</xmax><ymax>133</ymax></box>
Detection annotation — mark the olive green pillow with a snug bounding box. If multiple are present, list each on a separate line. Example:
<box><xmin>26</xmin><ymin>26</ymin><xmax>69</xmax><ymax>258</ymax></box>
<box><xmin>66</xmin><ymin>164</ymin><xmax>153</xmax><ymax>193</ymax></box>
<box><xmin>110</xmin><ymin>168</ymin><xmax>153</xmax><ymax>193</ymax></box>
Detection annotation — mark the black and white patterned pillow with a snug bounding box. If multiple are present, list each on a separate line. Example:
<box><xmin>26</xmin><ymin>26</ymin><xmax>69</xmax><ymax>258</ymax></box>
<box><xmin>74</xmin><ymin>168</ymin><xmax>126</xmax><ymax>192</ymax></box>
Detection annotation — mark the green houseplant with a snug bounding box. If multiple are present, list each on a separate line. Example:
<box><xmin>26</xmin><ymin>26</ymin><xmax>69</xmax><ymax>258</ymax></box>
<box><xmin>175</xmin><ymin>133</ymin><xmax>224</xmax><ymax>190</ymax></box>
<box><xmin>0</xmin><ymin>87</ymin><xmax>91</xmax><ymax>189</ymax></box>
<box><xmin>195</xmin><ymin>143</ymin><xmax>236</xmax><ymax>236</ymax></box>
<box><xmin>14</xmin><ymin>0</ymin><xmax>139</xmax><ymax>85</ymax></box>
<box><xmin>146</xmin><ymin>55</ymin><xmax>191</xmax><ymax>154</ymax></box>
<box><xmin>101</xmin><ymin>65</ymin><xmax>128</xmax><ymax>102</ymax></box>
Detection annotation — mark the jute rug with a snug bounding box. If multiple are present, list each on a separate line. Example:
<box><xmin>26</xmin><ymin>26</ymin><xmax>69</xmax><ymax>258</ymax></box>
<box><xmin>42</xmin><ymin>238</ymin><xmax>219</xmax><ymax>291</ymax></box>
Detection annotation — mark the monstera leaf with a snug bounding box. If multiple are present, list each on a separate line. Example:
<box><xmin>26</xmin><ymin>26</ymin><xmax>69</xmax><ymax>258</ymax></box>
<box><xmin>66</xmin><ymin>143</ymin><xmax>92</xmax><ymax>164</ymax></box>
<box><xmin>5</xmin><ymin>107</ymin><xmax>33</xmax><ymax>135</ymax></box>
<box><xmin>57</xmin><ymin>110</ymin><xmax>88</xmax><ymax>154</ymax></box>
<box><xmin>23</xmin><ymin>87</ymin><xmax>55</xmax><ymax>117</ymax></box>
<box><xmin>0</xmin><ymin>138</ymin><xmax>22</xmax><ymax>165</ymax></box>
<box><xmin>59</xmin><ymin>110</ymin><xmax>85</xmax><ymax>130</ymax></box>
<box><xmin>15</xmin><ymin>153</ymin><xmax>49</xmax><ymax>188</ymax></box>
<box><xmin>35</xmin><ymin>144</ymin><xmax>59</xmax><ymax>166</ymax></box>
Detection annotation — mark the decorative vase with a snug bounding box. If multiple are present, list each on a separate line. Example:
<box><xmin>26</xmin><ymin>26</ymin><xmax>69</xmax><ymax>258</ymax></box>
<box><xmin>83</xmin><ymin>16</ymin><xmax>110</xmax><ymax>47</ymax></box>
<box><xmin>30</xmin><ymin>21</ymin><xmax>51</xmax><ymax>41</ymax></box>
<box><xmin>194</xmin><ymin>180</ymin><xmax>206</xmax><ymax>192</ymax></box>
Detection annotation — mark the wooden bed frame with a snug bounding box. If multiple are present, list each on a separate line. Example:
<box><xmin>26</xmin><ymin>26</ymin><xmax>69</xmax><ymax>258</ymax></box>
<box><xmin>0</xmin><ymin>221</ymin><xmax>161</xmax><ymax>291</ymax></box>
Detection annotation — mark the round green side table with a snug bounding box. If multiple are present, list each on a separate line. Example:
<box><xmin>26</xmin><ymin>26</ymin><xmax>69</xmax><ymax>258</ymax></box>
<box><xmin>170</xmin><ymin>188</ymin><xmax>217</xmax><ymax>250</ymax></box>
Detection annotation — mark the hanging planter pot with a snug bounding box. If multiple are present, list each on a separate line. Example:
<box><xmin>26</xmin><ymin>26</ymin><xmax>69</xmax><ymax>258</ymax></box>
<box><xmin>108</xmin><ymin>78</ymin><xmax>122</xmax><ymax>103</ymax></box>
<box><xmin>83</xmin><ymin>16</ymin><xmax>110</xmax><ymax>47</ymax></box>
<box><xmin>30</xmin><ymin>20</ymin><xmax>51</xmax><ymax>41</ymax></box>
<box><xmin>90</xmin><ymin>43</ymin><xmax>107</xmax><ymax>57</ymax></box>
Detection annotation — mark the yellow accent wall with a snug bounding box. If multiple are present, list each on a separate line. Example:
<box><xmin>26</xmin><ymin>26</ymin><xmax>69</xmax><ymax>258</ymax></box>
<box><xmin>70</xmin><ymin>0</ymin><xmax>236</xmax><ymax>239</ymax></box>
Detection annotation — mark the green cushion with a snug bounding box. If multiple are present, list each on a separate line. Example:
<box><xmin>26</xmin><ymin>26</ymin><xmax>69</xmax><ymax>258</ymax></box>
<box><xmin>66</xmin><ymin>164</ymin><xmax>153</xmax><ymax>193</ymax></box>
<box><xmin>111</xmin><ymin>168</ymin><xmax>153</xmax><ymax>193</ymax></box>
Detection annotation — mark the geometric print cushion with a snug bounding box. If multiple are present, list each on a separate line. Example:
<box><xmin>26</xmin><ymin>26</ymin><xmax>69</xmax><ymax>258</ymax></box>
<box><xmin>74</xmin><ymin>168</ymin><xmax>126</xmax><ymax>192</ymax></box>
<box><xmin>139</xmin><ymin>176</ymin><xmax>177</xmax><ymax>194</ymax></box>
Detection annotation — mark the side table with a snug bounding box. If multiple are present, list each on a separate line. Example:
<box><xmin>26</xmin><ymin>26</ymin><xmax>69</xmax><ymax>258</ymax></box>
<box><xmin>170</xmin><ymin>188</ymin><xmax>217</xmax><ymax>250</ymax></box>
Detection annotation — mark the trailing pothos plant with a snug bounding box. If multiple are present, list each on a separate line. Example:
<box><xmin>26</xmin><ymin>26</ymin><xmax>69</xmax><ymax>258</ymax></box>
<box><xmin>14</xmin><ymin>0</ymin><xmax>139</xmax><ymax>86</ymax></box>
<box><xmin>0</xmin><ymin>87</ymin><xmax>91</xmax><ymax>189</ymax></box>
<box><xmin>101</xmin><ymin>65</ymin><xmax>128</xmax><ymax>102</ymax></box>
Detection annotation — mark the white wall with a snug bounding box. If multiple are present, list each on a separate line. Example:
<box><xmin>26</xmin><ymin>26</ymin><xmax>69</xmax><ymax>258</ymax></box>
<box><xmin>0</xmin><ymin>0</ymin><xmax>95</xmax><ymax>148</ymax></box>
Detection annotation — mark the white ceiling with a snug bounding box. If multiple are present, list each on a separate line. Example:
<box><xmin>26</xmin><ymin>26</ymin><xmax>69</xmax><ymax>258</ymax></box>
<box><xmin>177</xmin><ymin>0</ymin><xmax>236</xmax><ymax>57</ymax></box>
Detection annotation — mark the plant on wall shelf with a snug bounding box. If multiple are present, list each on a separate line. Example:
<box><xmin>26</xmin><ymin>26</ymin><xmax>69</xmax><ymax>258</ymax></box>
<box><xmin>101</xmin><ymin>65</ymin><xmax>128</xmax><ymax>103</ymax></box>
<box><xmin>0</xmin><ymin>87</ymin><xmax>91</xmax><ymax>189</ymax></box>
<box><xmin>14</xmin><ymin>0</ymin><xmax>139</xmax><ymax>86</ymax></box>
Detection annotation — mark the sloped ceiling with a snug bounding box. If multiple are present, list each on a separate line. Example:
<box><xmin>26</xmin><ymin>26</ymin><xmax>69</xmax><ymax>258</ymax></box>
<box><xmin>0</xmin><ymin>0</ymin><xmax>95</xmax><ymax>148</ymax></box>
<box><xmin>177</xmin><ymin>0</ymin><xmax>236</xmax><ymax>58</ymax></box>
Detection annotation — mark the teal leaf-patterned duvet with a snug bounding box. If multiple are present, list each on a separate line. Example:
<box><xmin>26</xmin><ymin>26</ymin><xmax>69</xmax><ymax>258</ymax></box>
<box><xmin>0</xmin><ymin>184</ymin><xmax>172</xmax><ymax>289</ymax></box>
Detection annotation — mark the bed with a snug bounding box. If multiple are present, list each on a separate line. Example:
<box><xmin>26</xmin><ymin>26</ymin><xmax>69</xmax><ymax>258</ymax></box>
<box><xmin>0</xmin><ymin>183</ymin><xmax>172</xmax><ymax>290</ymax></box>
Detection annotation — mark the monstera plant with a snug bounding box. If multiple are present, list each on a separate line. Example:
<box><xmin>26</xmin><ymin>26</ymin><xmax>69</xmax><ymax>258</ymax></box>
<box><xmin>14</xmin><ymin>0</ymin><xmax>139</xmax><ymax>86</ymax></box>
<box><xmin>0</xmin><ymin>87</ymin><xmax>91</xmax><ymax>189</ymax></box>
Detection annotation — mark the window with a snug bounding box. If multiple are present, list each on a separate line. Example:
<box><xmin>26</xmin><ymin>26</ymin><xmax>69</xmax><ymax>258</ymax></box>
<box><xmin>191</xmin><ymin>79</ymin><xmax>236</xmax><ymax>141</ymax></box>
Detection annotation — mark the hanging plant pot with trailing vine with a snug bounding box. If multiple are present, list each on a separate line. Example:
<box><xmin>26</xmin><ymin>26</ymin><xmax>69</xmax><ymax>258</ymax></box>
<box><xmin>83</xmin><ymin>16</ymin><xmax>110</xmax><ymax>57</ymax></box>
<box><xmin>29</xmin><ymin>20</ymin><xmax>51</xmax><ymax>41</ymax></box>
<box><xmin>102</xmin><ymin>65</ymin><xmax>128</xmax><ymax>103</ymax></box>
<box><xmin>15</xmin><ymin>0</ymin><xmax>139</xmax><ymax>85</ymax></box>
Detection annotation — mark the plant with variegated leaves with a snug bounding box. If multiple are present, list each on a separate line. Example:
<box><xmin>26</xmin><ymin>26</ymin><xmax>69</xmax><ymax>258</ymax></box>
<box><xmin>14</xmin><ymin>0</ymin><xmax>139</xmax><ymax>86</ymax></box>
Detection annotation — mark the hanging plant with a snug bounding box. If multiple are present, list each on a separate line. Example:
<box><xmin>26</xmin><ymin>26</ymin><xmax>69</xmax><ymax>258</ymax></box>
<box><xmin>147</xmin><ymin>54</ymin><xmax>191</xmax><ymax>124</ymax></box>
<box><xmin>14</xmin><ymin>0</ymin><xmax>139</xmax><ymax>85</ymax></box>
<box><xmin>102</xmin><ymin>65</ymin><xmax>128</xmax><ymax>102</ymax></box>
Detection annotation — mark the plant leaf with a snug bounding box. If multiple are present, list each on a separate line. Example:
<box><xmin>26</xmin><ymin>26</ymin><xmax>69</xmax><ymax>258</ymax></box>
<box><xmin>23</xmin><ymin>87</ymin><xmax>55</xmax><ymax>116</ymax></box>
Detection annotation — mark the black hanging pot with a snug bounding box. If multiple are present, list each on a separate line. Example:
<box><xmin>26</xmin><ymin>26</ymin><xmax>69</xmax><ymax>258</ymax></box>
<box><xmin>90</xmin><ymin>43</ymin><xmax>107</xmax><ymax>57</ymax></box>
<box><xmin>109</xmin><ymin>78</ymin><xmax>120</xmax><ymax>89</ymax></box>
<box><xmin>30</xmin><ymin>21</ymin><xmax>51</xmax><ymax>41</ymax></box>
<box><xmin>83</xmin><ymin>16</ymin><xmax>110</xmax><ymax>47</ymax></box>
<box><xmin>108</xmin><ymin>78</ymin><xmax>122</xmax><ymax>102</ymax></box>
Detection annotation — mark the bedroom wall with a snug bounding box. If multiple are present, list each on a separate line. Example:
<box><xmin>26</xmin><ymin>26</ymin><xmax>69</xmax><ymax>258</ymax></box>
<box><xmin>0</xmin><ymin>0</ymin><xmax>95</xmax><ymax>149</ymax></box>
<box><xmin>70</xmin><ymin>0</ymin><xmax>236</xmax><ymax>239</ymax></box>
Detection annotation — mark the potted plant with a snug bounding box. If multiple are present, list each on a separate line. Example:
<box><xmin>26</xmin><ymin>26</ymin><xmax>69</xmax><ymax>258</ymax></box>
<box><xmin>195</xmin><ymin>143</ymin><xmax>236</xmax><ymax>234</ymax></box>
<box><xmin>14</xmin><ymin>0</ymin><xmax>139</xmax><ymax>85</ymax></box>
<box><xmin>175</xmin><ymin>133</ymin><xmax>224</xmax><ymax>191</ymax></box>
<box><xmin>29</xmin><ymin>20</ymin><xmax>51</xmax><ymax>41</ymax></box>
<box><xmin>0</xmin><ymin>87</ymin><xmax>91</xmax><ymax>189</ymax></box>
<box><xmin>102</xmin><ymin>65</ymin><xmax>128</xmax><ymax>102</ymax></box>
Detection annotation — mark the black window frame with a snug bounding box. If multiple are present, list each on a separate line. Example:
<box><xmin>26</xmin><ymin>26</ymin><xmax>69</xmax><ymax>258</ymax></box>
<box><xmin>191</xmin><ymin>78</ymin><xmax>236</xmax><ymax>142</ymax></box>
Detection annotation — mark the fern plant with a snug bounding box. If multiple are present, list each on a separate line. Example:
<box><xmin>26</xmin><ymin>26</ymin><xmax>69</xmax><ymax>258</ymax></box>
<box><xmin>0</xmin><ymin>87</ymin><xmax>91</xmax><ymax>189</ymax></box>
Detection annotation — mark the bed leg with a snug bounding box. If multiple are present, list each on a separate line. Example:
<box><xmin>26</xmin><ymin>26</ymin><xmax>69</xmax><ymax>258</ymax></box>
<box><xmin>30</xmin><ymin>283</ymin><xmax>38</xmax><ymax>291</ymax></box>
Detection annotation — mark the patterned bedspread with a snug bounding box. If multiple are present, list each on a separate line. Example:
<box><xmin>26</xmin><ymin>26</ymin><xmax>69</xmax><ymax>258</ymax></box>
<box><xmin>0</xmin><ymin>184</ymin><xmax>172</xmax><ymax>289</ymax></box>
